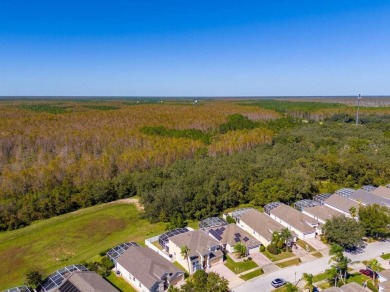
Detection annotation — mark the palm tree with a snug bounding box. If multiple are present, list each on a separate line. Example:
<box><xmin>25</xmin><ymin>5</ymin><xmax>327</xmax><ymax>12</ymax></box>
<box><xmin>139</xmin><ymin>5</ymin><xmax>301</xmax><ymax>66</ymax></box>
<box><xmin>234</xmin><ymin>242</ymin><xmax>247</xmax><ymax>258</ymax></box>
<box><xmin>281</xmin><ymin>228</ymin><xmax>292</xmax><ymax>252</ymax></box>
<box><xmin>303</xmin><ymin>273</ymin><xmax>314</xmax><ymax>291</ymax></box>
<box><xmin>285</xmin><ymin>282</ymin><xmax>298</xmax><ymax>292</ymax></box>
<box><xmin>349</xmin><ymin>206</ymin><xmax>357</xmax><ymax>218</ymax></box>
<box><xmin>326</xmin><ymin>266</ymin><xmax>338</xmax><ymax>287</ymax></box>
<box><xmin>181</xmin><ymin>245</ymin><xmax>191</xmax><ymax>274</ymax></box>
<box><xmin>328</xmin><ymin>244</ymin><xmax>344</xmax><ymax>263</ymax></box>
<box><xmin>368</xmin><ymin>258</ymin><xmax>381</xmax><ymax>283</ymax></box>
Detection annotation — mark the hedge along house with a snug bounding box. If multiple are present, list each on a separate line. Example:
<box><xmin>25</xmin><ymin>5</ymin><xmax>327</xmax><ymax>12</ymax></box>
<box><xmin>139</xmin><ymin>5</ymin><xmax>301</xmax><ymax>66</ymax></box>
<box><xmin>116</xmin><ymin>246</ymin><xmax>184</xmax><ymax>292</ymax></box>
<box><xmin>267</xmin><ymin>203</ymin><xmax>319</xmax><ymax>240</ymax></box>
<box><xmin>207</xmin><ymin>223</ymin><xmax>261</xmax><ymax>255</ymax></box>
<box><xmin>238</xmin><ymin>209</ymin><xmax>289</xmax><ymax>247</ymax></box>
<box><xmin>168</xmin><ymin>230</ymin><xmax>223</xmax><ymax>275</ymax></box>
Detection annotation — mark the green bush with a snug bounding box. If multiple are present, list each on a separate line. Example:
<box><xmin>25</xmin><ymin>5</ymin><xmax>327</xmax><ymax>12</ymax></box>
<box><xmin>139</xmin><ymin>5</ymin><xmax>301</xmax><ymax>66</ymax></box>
<box><xmin>101</xmin><ymin>256</ymin><xmax>114</xmax><ymax>270</ymax></box>
<box><xmin>259</xmin><ymin>245</ymin><xmax>265</xmax><ymax>252</ymax></box>
<box><xmin>267</xmin><ymin>244</ymin><xmax>279</xmax><ymax>255</ymax></box>
<box><xmin>226</xmin><ymin>215</ymin><xmax>236</xmax><ymax>224</ymax></box>
<box><xmin>98</xmin><ymin>248</ymin><xmax>110</xmax><ymax>256</ymax></box>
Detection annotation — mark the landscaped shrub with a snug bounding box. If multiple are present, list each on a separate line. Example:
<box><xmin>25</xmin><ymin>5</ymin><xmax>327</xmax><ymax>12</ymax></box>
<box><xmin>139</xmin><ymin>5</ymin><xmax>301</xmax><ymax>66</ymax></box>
<box><xmin>267</xmin><ymin>244</ymin><xmax>279</xmax><ymax>255</ymax></box>
<box><xmin>98</xmin><ymin>248</ymin><xmax>111</xmax><ymax>256</ymax></box>
<box><xmin>226</xmin><ymin>215</ymin><xmax>236</xmax><ymax>224</ymax></box>
<box><xmin>259</xmin><ymin>245</ymin><xmax>265</xmax><ymax>252</ymax></box>
<box><xmin>101</xmin><ymin>256</ymin><xmax>114</xmax><ymax>270</ymax></box>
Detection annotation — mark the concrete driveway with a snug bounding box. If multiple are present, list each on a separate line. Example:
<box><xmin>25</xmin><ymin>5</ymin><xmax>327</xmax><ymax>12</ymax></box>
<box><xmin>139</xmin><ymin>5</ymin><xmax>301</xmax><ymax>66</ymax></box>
<box><xmin>250</xmin><ymin>251</ymin><xmax>272</xmax><ymax>266</ymax></box>
<box><xmin>305</xmin><ymin>238</ymin><xmax>329</xmax><ymax>250</ymax></box>
<box><xmin>207</xmin><ymin>263</ymin><xmax>244</xmax><ymax>288</ymax></box>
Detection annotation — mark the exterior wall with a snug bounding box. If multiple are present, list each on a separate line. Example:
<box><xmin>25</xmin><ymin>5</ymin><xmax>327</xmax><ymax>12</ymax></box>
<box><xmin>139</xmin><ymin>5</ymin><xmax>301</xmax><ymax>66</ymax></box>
<box><xmin>323</xmin><ymin>203</ymin><xmax>352</xmax><ymax>218</ymax></box>
<box><xmin>168</xmin><ymin>241</ymin><xmax>203</xmax><ymax>274</ymax></box>
<box><xmin>238</xmin><ymin>220</ymin><xmax>271</xmax><ymax>247</ymax></box>
<box><xmin>145</xmin><ymin>238</ymin><xmax>172</xmax><ymax>262</ymax></box>
<box><xmin>169</xmin><ymin>274</ymin><xmax>185</xmax><ymax>286</ymax></box>
<box><xmin>116</xmin><ymin>262</ymin><xmax>152</xmax><ymax>292</ymax></box>
<box><xmin>269</xmin><ymin>213</ymin><xmax>316</xmax><ymax>240</ymax></box>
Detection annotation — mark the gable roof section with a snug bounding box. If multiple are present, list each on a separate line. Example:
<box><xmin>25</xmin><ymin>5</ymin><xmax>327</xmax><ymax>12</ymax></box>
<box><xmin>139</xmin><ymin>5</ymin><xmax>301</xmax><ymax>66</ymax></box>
<box><xmin>55</xmin><ymin>271</ymin><xmax>118</xmax><ymax>292</ymax></box>
<box><xmin>339</xmin><ymin>282</ymin><xmax>366</xmax><ymax>292</ymax></box>
<box><xmin>324</xmin><ymin>194</ymin><xmax>360</xmax><ymax>214</ymax></box>
<box><xmin>350</xmin><ymin>189</ymin><xmax>390</xmax><ymax>207</ymax></box>
<box><xmin>169</xmin><ymin>230</ymin><xmax>220</xmax><ymax>258</ymax></box>
<box><xmin>372</xmin><ymin>186</ymin><xmax>390</xmax><ymax>200</ymax></box>
<box><xmin>379</xmin><ymin>269</ymin><xmax>390</xmax><ymax>280</ymax></box>
<box><xmin>303</xmin><ymin>205</ymin><xmax>344</xmax><ymax>222</ymax></box>
<box><xmin>271</xmin><ymin>204</ymin><xmax>318</xmax><ymax>234</ymax></box>
<box><xmin>240</xmin><ymin>209</ymin><xmax>285</xmax><ymax>242</ymax></box>
<box><xmin>209</xmin><ymin>223</ymin><xmax>260</xmax><ymax>249</ymax></box>
<box><xmin>116</xmin><ymin>246</ymin><xmax>183</xmax><ymax>290</ymax></box>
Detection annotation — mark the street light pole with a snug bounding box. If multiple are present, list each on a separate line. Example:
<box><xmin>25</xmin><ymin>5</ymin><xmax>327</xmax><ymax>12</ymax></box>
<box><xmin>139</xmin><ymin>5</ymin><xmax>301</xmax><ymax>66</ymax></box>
<box><xmin>356</xmin><ymin>94</ymin><xmax>362</xmax><ymax>125</ymax></box>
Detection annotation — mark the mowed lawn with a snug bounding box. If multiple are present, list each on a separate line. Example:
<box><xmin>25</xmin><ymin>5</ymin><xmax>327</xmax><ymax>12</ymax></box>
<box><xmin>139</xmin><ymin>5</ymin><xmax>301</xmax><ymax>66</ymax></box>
<box><xmin>0</xmin><ymin>202</ymin><xmax>165</xmax><ymax>289</ymax></box>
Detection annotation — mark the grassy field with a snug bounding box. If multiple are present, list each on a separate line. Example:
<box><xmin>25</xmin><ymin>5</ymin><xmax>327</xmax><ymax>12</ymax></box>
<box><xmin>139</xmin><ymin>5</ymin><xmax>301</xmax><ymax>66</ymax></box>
<box><xmin>0</xmin><ymin>202</ymin><xmax>165</xmax><ymax>289</ymax></box>
<box><xmin>312</xmin><ymin>251</ymin><xmax>323</xmax><ymax>258</ymax></box>
<box><xmin>276</xmin><ymin>258</ymin><xmax>300</xmax><ymax>268</ymax></box>
<box><xmin>313</xmin><ymin>272</ymin><xmax>329</xmax><ymax>283</ymax></box>
<box><xmin>224</xmin><ymin>255</ymin><xmax>258</xmax><ymax>274</ymax></box>
<box><xmin>262</xmin><ymin>250</ymin><xmax>295</xmax><ymax>262</ymax></box>
<box><xmin>296</xmin><ymin>239</ymin><xmax>315</xmax><ymax>252</ymax></box>
<box><xmin>239</xmin><ymin>269</ymin><xmax>263</xmax><ymax>281</ymax></box>
<box><xmin>105</xmin><ymin>273</ymin><xmax>137</xmax><ymax>292</ymax></box>
<box><xmin>381</xmin><ymin>253</ymin><xmax>390</xmax><ymax>260</ymax></box>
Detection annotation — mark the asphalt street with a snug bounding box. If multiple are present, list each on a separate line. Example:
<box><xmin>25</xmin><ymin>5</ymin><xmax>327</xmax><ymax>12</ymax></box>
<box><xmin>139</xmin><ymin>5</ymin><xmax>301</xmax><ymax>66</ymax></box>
<box><xmin>233</xmin><ymin>240</ymin><xmax>390</xmax><ymax>292</ymax></box>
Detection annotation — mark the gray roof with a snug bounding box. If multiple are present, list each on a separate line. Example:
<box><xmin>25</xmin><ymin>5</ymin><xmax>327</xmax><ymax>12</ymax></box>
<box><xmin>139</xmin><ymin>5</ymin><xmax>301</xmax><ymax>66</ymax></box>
<box><xmin>270</xmin><ymin>204</ymin><xmax>318</xmax><ymax>234</ymax></box>
<box><xmin>339</xmin><ymin>282</ymin><xmax>366</xmax><ymax>292</ymax></box>
<box><xmin>350</xmin><ymin>189</ymin><xmax>390</xmax><ymax>207</ymax></box>
<box><xmin>55</xmin><ymin>271</ymin><xmax>118</xmax><ymax>292</ymax></box>
<box><xmin>240</xmin><ymin>209</ymin><xmax>285</xmax><ymax>242</ymax></box>
<box><xmin>209</xmin><ymin>223</ymin><xmax>261</xmax><ymax>249</ymax></box>
<box><xmin>169</xmin><ymin>230</ymin><xmax>220</xmax><ymax>258</ymax></box>
<box><xmin>116</xmin><ymin>246</ymin><xmax>183</xmax><ymax>290</ymax></box>
<box><xmin>322</xmin><ymin>282</ymin><xmax>366</xmax><ymax>292</ymax></box>
<box><xmin>372</xmin><ymin>186</ymin><xmax>390</xmax><ymax>200</ymax></box>
<box><xmin>324</xmin><ymin>194</ymin><xmax>360</xmax><ymax>214</ymax></box>
<box><xmin>302</xmin><ymin>205</ymin><xmax>344</xmax><ymax>222</ymax></box>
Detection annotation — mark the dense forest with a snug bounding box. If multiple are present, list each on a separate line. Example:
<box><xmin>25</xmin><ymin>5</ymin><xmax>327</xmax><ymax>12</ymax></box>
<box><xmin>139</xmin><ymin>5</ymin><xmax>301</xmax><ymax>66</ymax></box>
<box><xmin>1</xmin><ymin>98</ymin><xmax>390</xmax><ymax>230</ymax></box>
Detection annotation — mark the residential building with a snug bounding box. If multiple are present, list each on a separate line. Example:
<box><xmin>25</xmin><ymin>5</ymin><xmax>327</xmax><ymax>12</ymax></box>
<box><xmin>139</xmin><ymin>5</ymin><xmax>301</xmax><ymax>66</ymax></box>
<box><xmin>116</xmin><ymin>246</ymin><xmax>184</xmax><ymax>292</ymax></box>
<box><xmin>208</xmin><ymin>223</ymin><xmax>261</xmax><ymax>254</ymax></box>
<box><xmin>54</xmin><ymin>271</ymin><xmax>119</xmax><ymax>292</ymax></box>
<box><xmin>168</xmin><ymin>230</ymin><xmax>223</xmax><ymax>274</ymax></box>
<box><xmin>268</xmin><ymin>203</ymin><xmax>319</xmax><ymax>239</ymax></box>
<box><xmin>372</xmin><ymin>186</ymin><xmax>390</xmax><ymax>200</ymax></box>
<box><xmin>322</xmin><ymin>194</ymin><xmax>360</xmax><ymax>218</ymax></box>
<box><xmin>323</xmin><ymin>282</ymin><xmax>366</xmax><ymax>291</ymax></box>
<box><xmin>378</xmin><ymin>269</ymin><xmax>390</xmax><ymax>292</ymax></box>
<box><xmin>238</xmin><ymin>209</ymin><xmax>287</xmax><ymax>246</ymax></box>
<box><xmin>302</xmin><ymin>205</ymin><xmax>344</xmax><ymax>224</ymax></box>
<box><xmin>349</xmin><ymin>189</ymin><xmax>390</xmax><ymax>207</ymax></box>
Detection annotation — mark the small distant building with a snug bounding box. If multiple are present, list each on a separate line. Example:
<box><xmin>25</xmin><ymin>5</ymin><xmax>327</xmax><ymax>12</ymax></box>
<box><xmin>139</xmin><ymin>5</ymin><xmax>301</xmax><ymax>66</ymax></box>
<box><xmin>116</xmin><ymin>246</ymin><xmax>184</xmax><ymax>292</ymax></box>
<box><xmin>319</xmin><ymin>194</ymin><xmax>360</xmax><ymax>218</ymax></box>
<box><xmin>268</xmin><ymin>203</ymin><xmax>319</xmax><ymax>239</ymax></box>
<box><xmin>168</xmin><ymin>230</ymin><xmax>223</xmax><ymax>274</ymax></box>
<box><xmin>238</xmin><ymin>209</ymin><xmax>288</xmax><ymax>246</ymax></box>
<box><xmin>54</xmin><ymin>271</ymin><xmax>119</xmax><ymax>292</ymax></box>
<box><xmin>208</xmin><ymin>223</ymin><xmax>261</xmax><ymax>254</ymax></box>
<box><xmin>302</xmin><ymin>205</ymin><xmax>344</xmax><ymax>225</ymax></box>
<box><xmin>371</xmin><ymin>186</ymin><xmax>390</xmax><ymax>200</ymax></box>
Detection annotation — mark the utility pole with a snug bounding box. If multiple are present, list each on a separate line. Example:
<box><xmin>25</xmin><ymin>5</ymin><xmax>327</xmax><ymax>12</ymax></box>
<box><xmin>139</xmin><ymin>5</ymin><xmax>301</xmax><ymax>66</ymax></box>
<box><xmin>356</xmin><ymin>94</ymin><xmax>362</xmax><ymax>125</ymax></box>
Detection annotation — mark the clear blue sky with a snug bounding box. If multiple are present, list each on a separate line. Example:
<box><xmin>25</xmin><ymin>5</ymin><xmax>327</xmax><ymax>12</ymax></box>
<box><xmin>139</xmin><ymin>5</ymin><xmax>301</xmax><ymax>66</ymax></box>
<box><xmin>1</xmin><ymin>0</ymin><xmax>389</xmax><ymax>96</ymax></box>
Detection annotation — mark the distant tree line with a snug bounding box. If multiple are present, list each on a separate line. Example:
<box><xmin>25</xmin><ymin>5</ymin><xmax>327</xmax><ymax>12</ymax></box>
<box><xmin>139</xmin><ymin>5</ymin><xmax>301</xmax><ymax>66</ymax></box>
<box><xmin>2</xmin><ymin>115</ymin><xmax>390</xmax><ymax>231</ymax></box>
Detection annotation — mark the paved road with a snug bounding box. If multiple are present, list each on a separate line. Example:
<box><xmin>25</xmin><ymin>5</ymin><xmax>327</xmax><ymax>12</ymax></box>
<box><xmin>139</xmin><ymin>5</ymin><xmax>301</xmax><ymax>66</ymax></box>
<box><xmin>233</xmin><ymin>240</ymin><xmax>390</xmax><ymax>292</ymax></box>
